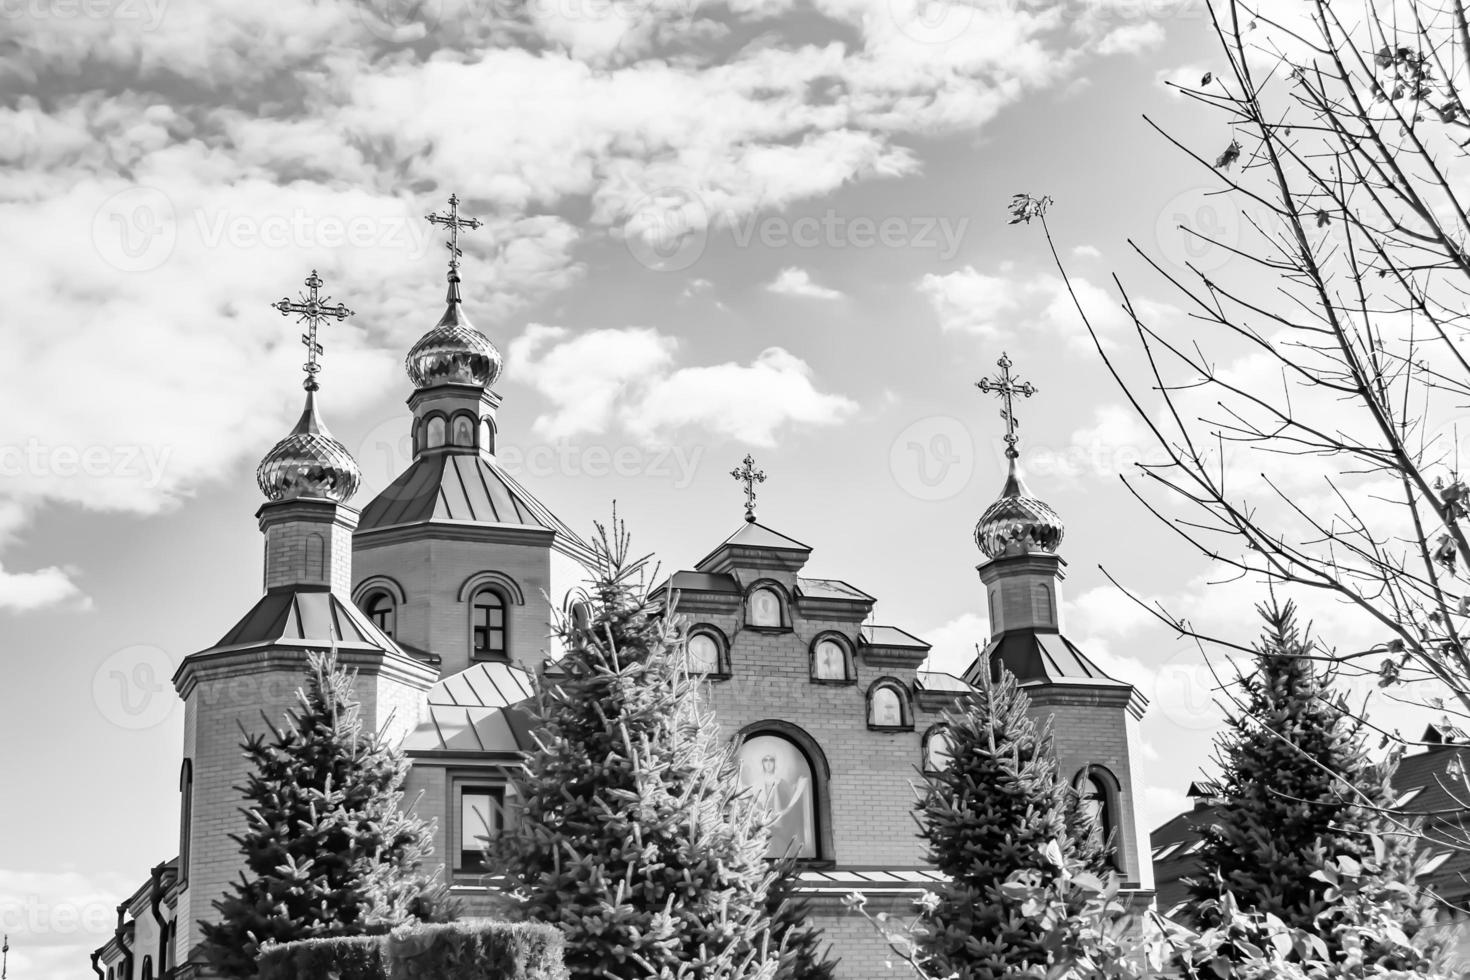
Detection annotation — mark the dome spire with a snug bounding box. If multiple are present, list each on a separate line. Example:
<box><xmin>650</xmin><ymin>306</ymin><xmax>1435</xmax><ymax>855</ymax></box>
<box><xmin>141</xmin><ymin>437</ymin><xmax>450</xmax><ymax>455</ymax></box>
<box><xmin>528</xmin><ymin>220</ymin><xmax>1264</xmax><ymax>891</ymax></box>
<box><xmin>406</xmin><ymin>193</ymin><xmax>504</xmax><ymax>389</ymax></box>
<box><xmin>730</xmin><ymin>453</ymin><xmax>767</xmax><ymax>523</ymax></box>
<box><xmin>257</xmin><ymin>270</ymin><xmax>362</xmax><ymax>503</ymax></box>
<box><xmin>973</xmin><ymin>353</ymin><xmax>1064</xmax><ymax>558</ymax></box>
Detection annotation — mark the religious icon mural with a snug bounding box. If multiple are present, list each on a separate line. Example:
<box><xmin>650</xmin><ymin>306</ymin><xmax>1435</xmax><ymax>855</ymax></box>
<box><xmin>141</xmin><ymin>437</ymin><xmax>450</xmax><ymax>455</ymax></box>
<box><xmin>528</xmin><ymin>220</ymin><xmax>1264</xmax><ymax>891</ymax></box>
<box><xmin>870</xmin><ymin>685</ymin><xmax>903</xmax><ymax>727</ymax></box>
<box><xmin>686</xmin><ymin>632</ymin><xmax>721</xmax><ymax>673</ymax></box>
<box><xmin>813</xmin><ymin>639</ymin><xmax>847</xmax><ymax>680</ymax></box>
<box><xmin>749</xmin><ymin>587</ymin><xmax>782</xmax><ymax>627</ymax></box>
<box><xmin>739</xmin><ymin>734</ymin><xmax>816</xmax><ymax>858</ymax></box>
<box><xmin>923</xmin><ymin>726</ymin><xmax>954</xmax><ymax>771</ymax></box>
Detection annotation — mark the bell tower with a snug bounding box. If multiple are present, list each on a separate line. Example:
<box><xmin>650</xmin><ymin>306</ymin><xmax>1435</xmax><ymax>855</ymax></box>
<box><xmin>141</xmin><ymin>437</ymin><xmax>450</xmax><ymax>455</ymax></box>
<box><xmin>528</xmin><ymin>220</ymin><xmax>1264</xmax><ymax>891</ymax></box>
<box><xmin>962</xmin><ymin>353</ymin><xmax>1154</xmax><ymax>896</ymax></box>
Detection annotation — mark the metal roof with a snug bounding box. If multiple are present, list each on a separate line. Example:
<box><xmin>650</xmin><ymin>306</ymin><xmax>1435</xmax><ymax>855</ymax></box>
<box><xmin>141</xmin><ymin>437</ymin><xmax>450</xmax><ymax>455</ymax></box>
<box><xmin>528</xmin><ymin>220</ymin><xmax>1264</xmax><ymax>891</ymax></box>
<box><xmin>405</xmin><ymin>660</ymin><xmax>538</xmax><ymax>754</ymax></box>
<box><xmin>973</xmin><ymin>629</ymin><xmax>1127</xmax><ymax>686</ymax></box>
<box><xmin>861</xmin><ymin>624</ymin><xmax>931</xmax><ymax>650</ymax></box>
<box><xmin>216</xmin><ymin>587</ymin><xmax>398</xmax><ymax>649</ymax></box>
<box><xmin>358</xmin><ymin>453</ymin><xmax>595</xmax><ymax>563</ymax></box>
<box><xmin>798</xmin><ymin>577</ymin><xmax>875</xmax><ymax>602</ymax></box>
<box><xmin>915</xmin><ymin>670</ymin><xmax>973</xmax><ymax>693</ymax></box>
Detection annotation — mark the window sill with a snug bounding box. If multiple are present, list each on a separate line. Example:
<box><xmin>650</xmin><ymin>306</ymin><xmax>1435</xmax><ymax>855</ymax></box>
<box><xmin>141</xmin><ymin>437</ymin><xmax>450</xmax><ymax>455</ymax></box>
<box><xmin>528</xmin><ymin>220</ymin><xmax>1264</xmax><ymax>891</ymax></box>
<box><xmin>867</xmin><ymin>724</ymin><xmax>915</xmax><ymax>733</ymax></box>
<box><xmin>809</xmin><ymin>677</ymin><xmax>856</xmax><ymax>686</ymax></box>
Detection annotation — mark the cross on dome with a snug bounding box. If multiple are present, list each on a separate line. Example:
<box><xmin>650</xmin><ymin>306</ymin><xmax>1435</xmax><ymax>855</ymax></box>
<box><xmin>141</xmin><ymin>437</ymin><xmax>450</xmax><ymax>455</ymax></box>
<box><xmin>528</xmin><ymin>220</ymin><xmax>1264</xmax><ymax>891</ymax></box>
<box><xmin>271</xmin><ymin>270</ymin><xmax>355</xmax><ymax>392</ymax></box>
<box><xmin>975</xmin><ymin>352</ymin><xmax>1036</xmax><ymax>460</ymax></box>
<box><xmin>730</xmin><ymin>453</ymin><xmax>767</xmax><ymax>524</ymax></box>
<box><xmin>425</xmin><ymin>193</ymin><xmax>483</xmax><ymax>284</ymax></box>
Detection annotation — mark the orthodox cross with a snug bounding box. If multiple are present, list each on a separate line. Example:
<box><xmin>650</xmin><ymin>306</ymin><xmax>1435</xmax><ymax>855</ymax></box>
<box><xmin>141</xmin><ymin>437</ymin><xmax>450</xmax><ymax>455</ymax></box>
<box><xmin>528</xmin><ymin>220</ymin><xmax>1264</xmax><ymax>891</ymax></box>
<box><xmin>425</xmin><ymin>193</ymin><xmax>483</xmax><ymax>278</ymax></box>
<box><xmin>730</xmin><ymin>453</ymin><xmax>767</xmax><ymax>524</ymax></box>
<box><xmin>271</xmin><ymin>270</ymin><xmax>355</xmax><ymax>391</ymax></box>
<box><xmin>975</xmin><ymin>352</ymin><xmax>1037</xmax><ymax>459</ymax></box>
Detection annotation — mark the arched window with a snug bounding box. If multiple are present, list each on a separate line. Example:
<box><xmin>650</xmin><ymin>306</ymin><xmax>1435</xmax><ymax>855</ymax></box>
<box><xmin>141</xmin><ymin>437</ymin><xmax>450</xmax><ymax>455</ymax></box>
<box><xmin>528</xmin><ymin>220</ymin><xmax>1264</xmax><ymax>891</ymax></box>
<box><xmin>738</xmin><ymin>733</ymin><xmax>818</xmax><ymax>859</ymax></box>
<box><xmin>810</xmin><ymin>635</ymin><xmax>852</xmax><ymax>682</ymax></box>
<box><xmin>178</xmin><ymin>759</ymin><xmax>193</xmax><ymax>886</ymax></box>
<box><xmin>1075</xmin><ymin>767</ymin><xmax>1121</xmax><ymax>870</ymax></box>
<box><xmin>141</xmin><ymin>956</ymin><xmax>154</xmax><ymax>980</ymax></box>
<box><xmin>685</xmin><ymin>627</ymin><xmax>728</xmax><ymax>676</ymax></box>
<box><xmin>304</xmin><ymin>533</ymin><xmax>325</xmax><ymax>581</ymax></box>
<box><xmin>363</xmin><ymin>591</ymin><xmax>396</xmax><ymax>638</ymax></box>
<box><xmin>866</xmin><ymin>678</ymin><xmax>912</xmax><ymax>730</ymax></box>
<box><xmin>479</xmin><ymin>417</ymin><xmax>494</xmax><ymax>453</ymax></box>
<box><xmin>747</xmin><ymin>586</ymin><xmax>784</xmax><ymax>628</ymax></box>
<box><xmin>472</xmin><ymin>588</ymin><xmax>507</xmax><ymax>658</ymax></box>
<box><xmin>426</xmin><ymin>415</ymin><xmax>447</xmax><ymax>449</ymax></box>
<box><xmin>451</xmin><ymin>414</ymin><xmax>475</xmax><ymax>446</ymax></box>
<box><xmin>922</xmin><ymin>725</ymin><xmax>954</xmax><ymax>772</ymax></box>
<box><xmin>1034</xmin><ymin>582</ymin><xmax>1054</xmax><ymax>625</ymax></box>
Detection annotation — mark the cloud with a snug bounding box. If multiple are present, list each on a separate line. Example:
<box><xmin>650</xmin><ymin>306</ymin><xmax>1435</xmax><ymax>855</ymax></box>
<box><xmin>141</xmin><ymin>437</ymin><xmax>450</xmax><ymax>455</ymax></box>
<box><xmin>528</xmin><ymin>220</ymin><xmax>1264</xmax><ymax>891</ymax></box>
<box><xmin>0</xmin><ymin>868</ymin><xmax>136</xmax><ymax>978</ymax></box>
<box><xmin>765</xmin><ymin>266</ymin><xmax>844</xmax><ymax>300</ymax></box>
<box><xmin>509</xmin><ymin>327</ymin><xmax>858</xmax><ymax>446</ymax></box>
<box><xmin>1097</xmin><ymin>22</ymin><xmax>1166</xmax><ymax>56</ymax></box>
<box><xmin>918</xmin><ymin>612</ymin><xmax>989</xmax><ymax>676</ymax></box>
<box><xmin>0</xmin><ymin>564</ymin><xmax>88</xmax><ymax>613</ymax></box>
<box><xmin>1072</xmin><ymin>244</ymin><xmax>1101</xmax><ymax>259</ymax></box>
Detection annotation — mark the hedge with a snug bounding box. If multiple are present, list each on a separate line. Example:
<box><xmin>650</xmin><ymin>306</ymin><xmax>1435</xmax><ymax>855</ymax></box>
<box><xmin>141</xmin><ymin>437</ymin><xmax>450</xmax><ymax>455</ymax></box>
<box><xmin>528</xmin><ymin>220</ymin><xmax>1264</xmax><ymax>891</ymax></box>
<box><xmin>257</xmin><ymin>921</ymin><xmax>566</xmax><ymax>980</ymax></box>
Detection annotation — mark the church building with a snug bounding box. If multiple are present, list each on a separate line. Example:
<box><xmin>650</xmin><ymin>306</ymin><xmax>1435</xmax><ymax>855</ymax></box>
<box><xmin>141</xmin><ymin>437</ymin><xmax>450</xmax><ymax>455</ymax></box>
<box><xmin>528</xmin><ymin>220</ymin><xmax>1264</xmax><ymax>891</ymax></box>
<box><xmin>91</xmin><ymin>198</ymin><xmax>1154</xmax><ymax>980</ymax></box>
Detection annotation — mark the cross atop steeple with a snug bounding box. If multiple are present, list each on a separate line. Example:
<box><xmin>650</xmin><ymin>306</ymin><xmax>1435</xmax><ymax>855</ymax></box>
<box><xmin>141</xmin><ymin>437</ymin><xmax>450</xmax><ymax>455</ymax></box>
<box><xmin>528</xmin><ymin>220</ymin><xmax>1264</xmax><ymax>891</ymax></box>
<box><xmin>730</xmin><ymin>453</ymin><xmax>767</xmax><ymax>524</ymax></box>
<box><xmin>975</xmin><ymin>352</ymin><xmax>1037</xmax><ymax>460</ymax></box>
<box><xmin>271</xmin><ymin>270</ymin><xmax>355</xmax><ymax>391</ymax></box>
<box><xmin>425</xmin><ymin>193</ymin><xmax>483</xmax><ymax>283</ymax></box>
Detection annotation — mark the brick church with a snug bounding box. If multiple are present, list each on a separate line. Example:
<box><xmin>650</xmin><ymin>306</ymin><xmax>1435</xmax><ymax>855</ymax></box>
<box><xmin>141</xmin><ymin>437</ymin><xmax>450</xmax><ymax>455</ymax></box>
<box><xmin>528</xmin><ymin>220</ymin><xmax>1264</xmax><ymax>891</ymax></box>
<box><xmin>92</xmin><ymin>200</ymin><xmax>1155</xmax><ymax>980</ymax></box>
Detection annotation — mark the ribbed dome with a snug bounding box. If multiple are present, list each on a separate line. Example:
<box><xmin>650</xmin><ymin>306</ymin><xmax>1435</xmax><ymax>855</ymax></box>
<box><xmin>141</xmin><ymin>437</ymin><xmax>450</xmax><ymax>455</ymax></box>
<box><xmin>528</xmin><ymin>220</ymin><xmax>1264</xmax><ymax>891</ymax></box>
<box><xmin>405</xmin><ymin>277</ymin><xmax>502</xmax><ymax>390</ymax></box>
<box><xmin>974</xmin><ymin>458</ymin><xmax>1064</xmax><ymax>559</ymax></box>
<box><xmin>256</xmin><ymin>391</ymin><xmax>362</xmax><ymax>503</ymax></box>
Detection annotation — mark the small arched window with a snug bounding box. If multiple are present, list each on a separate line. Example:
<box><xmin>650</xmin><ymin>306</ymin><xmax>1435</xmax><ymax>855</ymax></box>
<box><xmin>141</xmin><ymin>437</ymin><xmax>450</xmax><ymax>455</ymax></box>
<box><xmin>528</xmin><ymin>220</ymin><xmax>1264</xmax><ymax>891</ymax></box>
<box><xmin>810</xmin><ymin>636</ymin><xmax>852</xmax><ymax>682</ymax></box>
<box><xmin>685</xmin><ymin>627</ymin><xmax>728</xmax><ymax>676</ymax></box>
<box><xmin>747</xmin><ymin>586</ymin><xmax>783</xmax><ymax>628</ymax></box>
<box><xmin>304</xmin><ymin>533</ymin><xmax>325</xmax><ymax>581</ymax></box>
<box><xmin>426</xmin><ymin>415</ymin><xmax>447</xmax><ymax>449</ymax></box>
<box><xmin>867</xmin><ymin>679</ymin><xmax>911</xmax><ymax>730</ymax></box>
<box><xmin>179</xmin><ymin>759</ymin><xmax>193</xmax><ymax>886</ymax></box>
<box><xmin>472</xmin><ymin>588</ymin><xmax>507</xmax><ymax>658</ymax></box>
<box><xmin>922</xmin><ymin>725</ymin><xmax>954</xmax><ymax>772</ymax></box>
<box><xmin>479</xmin><ymin>418</ymin><xmax>494</xmax><ymax>453</ymax></box>
<box><xmin>1075</xmin><ymin>767</ymin><xmax>1121</xmax><ymax>870</ymax></box>
<box><xmin>1035</xmin><ymin>582</ymin><xmax>1054</xmax><ymax>625</ymax></box>
<box><xmin>364</xmin><ymin>591</ymin><xmax>396</xmax><ymax>638</ymax></box>
<box><xmin>451</xmin><ymin>414</ymin><xmax>475</xmax><ymax>446</ymax></box>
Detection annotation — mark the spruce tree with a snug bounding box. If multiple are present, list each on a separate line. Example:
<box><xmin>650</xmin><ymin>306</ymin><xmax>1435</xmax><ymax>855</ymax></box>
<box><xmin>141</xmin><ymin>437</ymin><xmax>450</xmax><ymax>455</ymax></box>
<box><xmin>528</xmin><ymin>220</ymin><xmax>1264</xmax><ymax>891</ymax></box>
<box><xmin>765</xmin><ymin>859</ymin><xmax>838</xmax><ymax>980</ymax></box>
<box><xmin>1192</xmin><ymin>600</ymin><xmax>1421</xmax><ymax>960</ymax></box>
<box><xmin>917</xmin><ymin>666</ymin><xmax>1076</xmax><ymax>980</ymax></box>
<box><xmin>494</xmin><ymin>517</ymin><xmax>779</xmax><ymax>980</ymax></box>
<box><xmin>201</xmin><ymin>651</ymin><xmax>453</xmax><ymax>978</ymax></box>
<box><xmin>1062</xmin><ymin>782</ymin><xmax>1112</xmax><ymax>879</ymax></box>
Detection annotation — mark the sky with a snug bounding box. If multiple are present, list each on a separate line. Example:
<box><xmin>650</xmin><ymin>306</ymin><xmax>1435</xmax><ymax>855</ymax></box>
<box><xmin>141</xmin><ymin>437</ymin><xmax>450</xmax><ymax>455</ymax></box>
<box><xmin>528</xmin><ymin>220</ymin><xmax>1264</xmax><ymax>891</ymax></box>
<box><xmin>0</xmin><ymin>0</ymin><xmax>1442</xmax><ymax>974</ymax></box>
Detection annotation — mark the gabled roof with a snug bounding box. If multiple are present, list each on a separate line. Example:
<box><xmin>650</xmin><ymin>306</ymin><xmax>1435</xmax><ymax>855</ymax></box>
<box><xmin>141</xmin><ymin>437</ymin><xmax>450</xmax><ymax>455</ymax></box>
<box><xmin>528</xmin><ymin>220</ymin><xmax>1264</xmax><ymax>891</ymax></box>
<box><xmin>693</xmin><ymin>521</ymin><xmax>812</xmax><ymax>572</ymax></box>
<box><xmin>215</xmin><ymin>586</ymin><xmax>398</xmax><ymax>650</ymax></box>
<box><xmin>358</xmin><ymin>453</ymin><xmax>595</xmax><ymax>563</ymax></box>
<box><xmin>405</xmin><ymin>660</ymin><xmax>538</xmax><ymax>755</ymax></box>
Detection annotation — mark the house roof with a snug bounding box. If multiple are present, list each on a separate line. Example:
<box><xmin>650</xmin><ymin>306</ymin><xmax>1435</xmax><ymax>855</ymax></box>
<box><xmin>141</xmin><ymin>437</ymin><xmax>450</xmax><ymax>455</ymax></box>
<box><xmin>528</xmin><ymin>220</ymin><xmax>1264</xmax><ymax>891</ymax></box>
<box><xmin>405</xmin><ymin>660</ymin><xmax>538</xmax><ymax>755</ymax></box>
<box><xmin>358</xmin><ymin>453</ymin><xmax>595</xmax><ymax>563</ymax></box>
<box><xmin>800</xmin><ymin>577</ymin><xmax>876</xmax><ymax>602</ymax></box>
<box><xmin>1150</xmin><ymin>738</ymin><xmax>1470</xmax><ymax>918</ymax></box>
<box><xmin>915</xmin><ymin>670</ymin><xmax>974</xmax><ymax>694</ymax></box>
<box><xmin>860</xmin><ymin>625</ymin><xmax>931</xmax><ymax>650</ymax></box>
<box><xmin>693</xmin><ymin>521</ymin><xmax>812</xmax><ymax>571</ymax></box>
<box><xmin>215</xmin><ymin>586</ymin><xmax>399</xmax><ymax>651</ymax></box>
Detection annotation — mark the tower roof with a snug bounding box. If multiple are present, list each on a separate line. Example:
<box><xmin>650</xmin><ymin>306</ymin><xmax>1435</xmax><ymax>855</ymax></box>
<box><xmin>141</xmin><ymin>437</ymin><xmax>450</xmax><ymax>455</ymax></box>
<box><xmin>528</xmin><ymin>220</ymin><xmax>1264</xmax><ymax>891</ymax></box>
<box><xmin>256</xmin><ymin>390</ymin><xmax>362</xmax><ymax>504</ymax></box>
<box><xmin>974</xmin><ymin>457</ymin><xmax>1065</xmax><ymax>559</ymax></box>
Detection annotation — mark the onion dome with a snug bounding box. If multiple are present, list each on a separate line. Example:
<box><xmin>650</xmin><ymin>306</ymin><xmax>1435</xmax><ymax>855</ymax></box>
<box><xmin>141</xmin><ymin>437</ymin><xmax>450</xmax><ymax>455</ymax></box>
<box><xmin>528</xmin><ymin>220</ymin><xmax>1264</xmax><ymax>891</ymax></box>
<box><xmin>256</xmin><ymin>390</ymin><xmax>362</xmax><ymax>503</ymax></box>
<box><xmin>974</xmin><ymin>458</ymin><xmax>1065</xmax><ymax>559</ymax></box>
<box><xmin>405</xmin><ymin>273</ymin><xmax>503</xmax><ymax>389</ymax></box>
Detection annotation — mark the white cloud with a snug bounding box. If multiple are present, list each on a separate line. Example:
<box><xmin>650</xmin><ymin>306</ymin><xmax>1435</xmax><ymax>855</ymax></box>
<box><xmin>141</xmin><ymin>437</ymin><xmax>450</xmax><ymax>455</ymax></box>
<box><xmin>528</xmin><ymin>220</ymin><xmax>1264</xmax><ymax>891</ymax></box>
<box><xmin>509</xmin><ymin>328</ymin><xmax>857</xmax><ymax>446</ymax></box>
<box><xmin>0</xmin><ymin>564</ymin><xmax>88</xmax><ymax>613</ymax></box>
<box><xmin>1072</xmin><ymin>244</ymin><xmax>1101</xmax><ymax>259</ymax></box>
<box><xmin>919</xmin><ymin>612</ymin><xmax>989</xmax><ymax>676</ymax></box>
<box><xmin>766</xmin><ymin>266</ymin><xmax>844</xmax><ymax>300</ymax></box>
<box><xmin>1097</xmin><ymin>22</ymin><xmax>1165</xmax><ymax>56</ymax></box>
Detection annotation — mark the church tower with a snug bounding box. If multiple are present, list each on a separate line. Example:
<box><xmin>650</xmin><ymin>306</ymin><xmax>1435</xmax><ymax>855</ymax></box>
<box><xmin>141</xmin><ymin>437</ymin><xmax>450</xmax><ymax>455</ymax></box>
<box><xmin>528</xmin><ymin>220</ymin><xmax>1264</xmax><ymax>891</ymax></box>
<box><xmin>352</xmin><ymin>196</ymin><xmax>590</xmax><ymax>678</ymax></box>
<box><xmin>171</xmin><ymin>273</ymin><xmax>438</xmax><ymax>977</ymax></box>
<box><xmin>962</xmin><ymin>354</ymin><xmax>1154</xmax><ymax>895</ymax></box>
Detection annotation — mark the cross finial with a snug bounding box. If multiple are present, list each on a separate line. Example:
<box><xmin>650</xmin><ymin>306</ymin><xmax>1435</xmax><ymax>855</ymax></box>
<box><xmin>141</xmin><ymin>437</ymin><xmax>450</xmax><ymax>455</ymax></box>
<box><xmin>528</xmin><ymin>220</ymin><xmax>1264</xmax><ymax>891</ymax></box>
<box><xmin>975</xmin><ymin>352</ymin><xmax>1037</xmax><ymax>459</ymax></box>
<box><xmin>730</xmin><ymin>453</ymin><xmax>767</xmax><ymax>524</ymax></box>
<box><xmin>425</xmin><ymin>193</ymin><xmax>483</xmax><ymax>291</ymax></box>
<box><xmin>271</xmin><ymin>270</ymin><xmax>355</xmax><ymax>391</ymax></box>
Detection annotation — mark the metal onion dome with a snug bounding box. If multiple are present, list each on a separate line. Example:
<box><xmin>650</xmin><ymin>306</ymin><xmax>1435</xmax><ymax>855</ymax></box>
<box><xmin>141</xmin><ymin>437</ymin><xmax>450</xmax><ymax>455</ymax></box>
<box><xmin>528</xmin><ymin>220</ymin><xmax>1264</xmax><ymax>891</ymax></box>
<box><xmin>974</xmin><ymin>457</ymin><xmax>1065</xmax><ymax>559</ymax></box>
<box><xmin>256</xmin><ymin>390</ymin><xmax>362</xmax><ymax>503</ymax></box>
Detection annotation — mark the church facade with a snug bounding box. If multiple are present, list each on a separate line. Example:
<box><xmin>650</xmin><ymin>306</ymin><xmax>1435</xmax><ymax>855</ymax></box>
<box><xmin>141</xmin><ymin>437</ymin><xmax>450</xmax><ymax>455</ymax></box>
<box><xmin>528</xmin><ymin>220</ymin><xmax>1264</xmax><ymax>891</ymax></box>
<box><xmin>91</xmin><ymin>202</ymin><xmax>1154</xmax><ymax>980</ymax></box>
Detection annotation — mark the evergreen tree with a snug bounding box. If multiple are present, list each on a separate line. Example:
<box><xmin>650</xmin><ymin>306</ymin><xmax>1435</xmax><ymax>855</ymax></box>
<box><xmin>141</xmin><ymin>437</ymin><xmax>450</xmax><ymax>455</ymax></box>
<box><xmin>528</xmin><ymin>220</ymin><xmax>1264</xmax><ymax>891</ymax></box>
<box><xmin>494</xmin><ymin>517</ymin><xmax>779</xmax><ymax>980</ymax></box>
<box><xmin>1192</xmin><ymin>600</ymin><xmax>1422</xmax><ymax>961</ymax></box>
<box><xmin>765</xmin><ymin>859</ymin><xmax>838</xmax><ymax>980</ymax></box>
<box><xmin>917</xmin><ymin>665</ymin><xmax>1077</xmax><ymax>980</ymax></box>
<box><xmin>1062</xmin><ymin>783</ymin><xmax>1112</xmax><ymax>879</ymax></box>
<box><xmin>201</xmin><ymin>652</ymin><xmax>453</xmax><ymax>978</ymax></box>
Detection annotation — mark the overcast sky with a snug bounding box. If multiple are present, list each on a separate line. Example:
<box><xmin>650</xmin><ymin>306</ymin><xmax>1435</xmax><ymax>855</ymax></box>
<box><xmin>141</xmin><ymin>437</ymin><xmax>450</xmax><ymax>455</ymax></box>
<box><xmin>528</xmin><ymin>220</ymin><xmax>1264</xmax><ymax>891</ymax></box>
<box><xmin>0</xmin><ymin>0</ymin><xmax>1428</xmax><ymax>973</ymax></box>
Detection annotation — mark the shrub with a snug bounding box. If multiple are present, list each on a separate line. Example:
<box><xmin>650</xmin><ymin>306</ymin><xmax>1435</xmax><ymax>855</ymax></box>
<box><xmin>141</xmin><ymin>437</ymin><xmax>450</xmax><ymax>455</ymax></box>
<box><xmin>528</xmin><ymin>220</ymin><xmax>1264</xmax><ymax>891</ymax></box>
<box><xmin>257</xmin><ymin>935</ymin><xmax>387</xmax><ymax>980</ymax></box>
<box><xmin>257</xmin><ymin>921</ymin><xmax>567</xmax><ymax>980</ymax></box>
<box><xmin>385</xmin><ymin>921</ymin><xmax>567</xmax><ymax>980</ymax></box>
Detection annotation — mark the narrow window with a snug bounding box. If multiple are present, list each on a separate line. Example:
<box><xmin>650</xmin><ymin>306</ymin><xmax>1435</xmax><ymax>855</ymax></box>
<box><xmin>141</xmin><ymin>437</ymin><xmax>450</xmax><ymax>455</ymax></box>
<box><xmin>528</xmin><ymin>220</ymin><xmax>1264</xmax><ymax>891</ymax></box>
<box><xmin>748</xmin><ymin>587</ymin><xmax>782</xmax><ymax>627</ymax></box>
<box><xmin>364</xmin><ymin>592</ymin><xmax>395</xmax><ymax>638</ymax></box>
<box><xmin>472</xmin><ymin>589</ymin><xmax>507</xmax><ymax>658</ymax></box>
<box><xmin>426</xmin><ymin>416</ymin><xmax>447</xmax><ymax>448</ymax></box>
<box><xmin>687</xmin><ymin>632</ymin><xmax>721</xmax><ymax>673</ymax></box>
<box><xmin>304</xmin><ymin>533</ymin><xmax>325</xmax><ymax>581</ymax></box>
<box><xmin>459</xmin><ymin>785</ymin><xmax>505</xmax><ymax>872</ymax></box>
<box><xmin>451</xmin><ymin>415</ymin><xmax>474</xmax><ymax>446</ymax></box>
<box><xmin>812</xmin><ymin>638</ymin><xmax>849</xmax><ymax>681</ymax></box>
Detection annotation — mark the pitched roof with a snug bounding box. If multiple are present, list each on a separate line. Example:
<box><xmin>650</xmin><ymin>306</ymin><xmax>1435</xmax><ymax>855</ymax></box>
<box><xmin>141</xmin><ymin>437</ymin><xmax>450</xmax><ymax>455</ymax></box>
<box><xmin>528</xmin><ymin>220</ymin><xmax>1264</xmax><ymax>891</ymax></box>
<box><xmin>861</xmin><ymin>625</ymin><xmax>931</xmax><ymax>650</ymax></box>
<box><xmin>215</xmin><ymin>587</ymin><xmax>398</xmax><ymax>650</ymax></box>
<box><xmin>915</xmin><ymin>670</ymin><xmax>974</xmax><ymax>693</ymax></box>
<box><xmin>693</xmin><ymin>521</ymin><xmax>812</xmax><ymax>571</ymax></box>
<box><xmin>798</xmin><ymin>577</ymin><xmax>875</xmax><ymax>602</ymax></box>
<box><xmin>358</xmin><ymin>453</ymin><xmax>595</xmax><ymax>563</ymax></box>
<box><xmin>405</xmin><ymin>660</ymin><xmax>538</xmax><ymax>755</ymax></box>
<box><xmin>972</xmin><ymin>628</ymin><xmax>1128</xmax><ymax>687</ymax></box>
